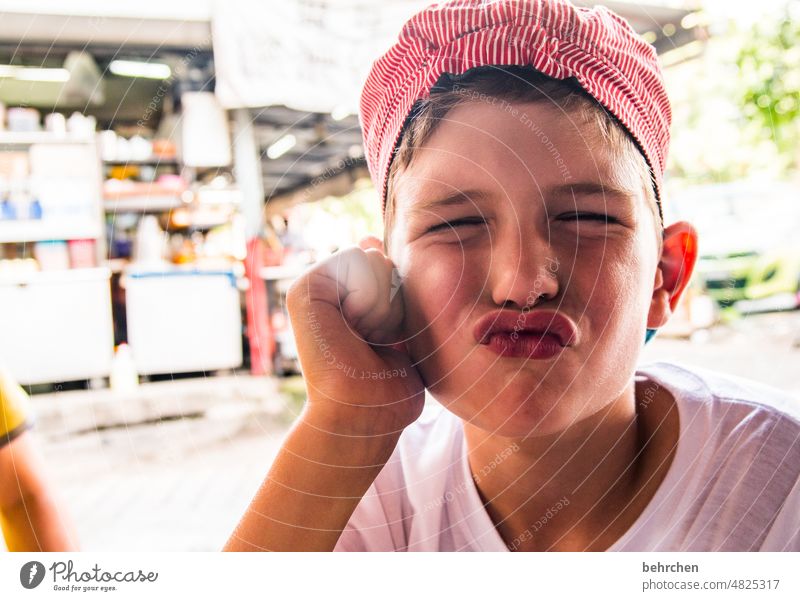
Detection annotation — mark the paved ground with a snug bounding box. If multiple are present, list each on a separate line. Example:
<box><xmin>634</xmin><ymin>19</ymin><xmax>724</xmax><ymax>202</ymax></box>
<box><xmin>46</xmin><ymin>420</ymin><xmax>287</xmax><ymax>551</ymax></box>
<box><xmin>640</xmin><ymin>309</ymin><xmax>800</xmax><ymax>397</ymax></box>
<box><xmin>32</xmin><ymin>375</ymin><xmax>296</xmax><ymax>551</ymax></box>
<box><xmin>25</xmin><ymin>309</ymin><xmax>800</xmax><ymax>551</ymax></box>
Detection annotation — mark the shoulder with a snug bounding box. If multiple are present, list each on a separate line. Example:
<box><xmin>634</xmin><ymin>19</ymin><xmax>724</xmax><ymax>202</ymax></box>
<box><xmin>630</xmin><ymin>362</ymin><xmax>800</xmax><ymax>550</ymax></box>
<box><xmin>637</xmin><ymin>360</ymin><xmax>800</xmax><ymax>430</ymax></box>
<box><xmin>638</xmin><ymin>360</ymin><xmax>800</xmax><ymax>495</ymax></box>
<box><xmin>636</xmin><ymin>361</ymin><xmax>800</xmax><ymax>490</ymax></box>
<box><xmin>0</xmin><ymin>368</ymin><xmax>33</xmax><ymax>447</ymax></box>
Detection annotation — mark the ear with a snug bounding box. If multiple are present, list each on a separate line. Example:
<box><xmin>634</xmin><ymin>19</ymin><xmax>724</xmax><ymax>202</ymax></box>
<box><xmin>358</xmin><ymin>235</ymin><xmax>385</xmax><ymax>254</ymax></box>
<box><xmin>648</xmin><ymin>221</ymin><xmax>698</xmax><ymax>329</ymax></box>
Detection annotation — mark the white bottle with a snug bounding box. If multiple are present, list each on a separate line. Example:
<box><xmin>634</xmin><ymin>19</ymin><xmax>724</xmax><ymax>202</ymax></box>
<box><xmin>110</xmin><ymin>343</ymin><xmax>139</xmax><ymax>393</ymax></box>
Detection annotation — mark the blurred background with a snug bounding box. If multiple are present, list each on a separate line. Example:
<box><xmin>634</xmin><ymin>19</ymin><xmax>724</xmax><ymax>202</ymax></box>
<box><xmin>0</xmin><ymin>0</ymin><xmax>797</xmax><ymax>550</ymax></box>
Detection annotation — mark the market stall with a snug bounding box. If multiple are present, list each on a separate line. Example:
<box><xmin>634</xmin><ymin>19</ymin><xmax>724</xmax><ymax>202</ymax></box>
<box><xmin>0</xmin><ymin>35</ymin><xmax>247</xmax><ymax>385</ymax></box>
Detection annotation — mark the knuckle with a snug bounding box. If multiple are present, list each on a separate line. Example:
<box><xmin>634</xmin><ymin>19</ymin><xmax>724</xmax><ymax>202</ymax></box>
<box><xmin>285</xmin><ymin>275</ymin><xmax>306</xmax><ymax>312</ymax></box>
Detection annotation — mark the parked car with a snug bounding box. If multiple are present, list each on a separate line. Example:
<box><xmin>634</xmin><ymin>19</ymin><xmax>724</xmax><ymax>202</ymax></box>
<box><xmin>667</xmin><ymin>181</ymin><xmax>800</xmax><ymax>309</ymax></box>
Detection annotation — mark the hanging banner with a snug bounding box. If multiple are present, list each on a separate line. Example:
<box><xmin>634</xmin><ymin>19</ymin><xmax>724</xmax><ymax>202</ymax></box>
<box><xmin>212</xmin><ymin>0</ymin><xmax>427</xmax><ymax>114</ymax></box>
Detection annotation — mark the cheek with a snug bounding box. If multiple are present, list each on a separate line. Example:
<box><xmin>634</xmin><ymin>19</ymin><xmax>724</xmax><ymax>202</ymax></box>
<box><xmin>551</xmin><ymin>242</ymin><xmax>651</xmax><ymax>408</ymax></box>
<box><xmin>580</xmin><ymin>235</ymin><xmax>654</xmax><ymax>358</ymax></box>
<box><xmin>400</xmin><ymin>245</ymin><xmax>484</xmax><ymax>353</ymax></box>
<box><xmin>568</xmin><ymin>233</ymin><xmax>650</xmax><ymax>305</ymax></box>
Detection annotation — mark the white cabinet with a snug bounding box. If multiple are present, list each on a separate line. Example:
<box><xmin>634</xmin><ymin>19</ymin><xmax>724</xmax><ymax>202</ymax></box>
<box><xmin>0</xmin><ymin>268</ymin><xmax>114</xmax><ymax>384</ymax></box>
<box><xmin>125</xmin><ymin>270</ymin><xmax>242</xmax><ymax>375</ymax></box>
<box><xmin>0</xmin><ymin>133</ymin><xmax>113</xmax><ymax>385</ymax></box>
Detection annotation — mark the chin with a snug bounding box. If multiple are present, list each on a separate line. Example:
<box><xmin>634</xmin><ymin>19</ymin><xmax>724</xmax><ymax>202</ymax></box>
<box><xmin>443</xmin><ymin>386</ymin><xmax>580</xmax><ymax>439</ymax></box>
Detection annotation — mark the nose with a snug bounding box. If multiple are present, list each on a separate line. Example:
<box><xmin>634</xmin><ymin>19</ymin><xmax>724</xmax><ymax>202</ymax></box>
<box><xmin>489</xmin><ymin>223</ymin><xmax>560</xmax><ymax>309</ymax></box>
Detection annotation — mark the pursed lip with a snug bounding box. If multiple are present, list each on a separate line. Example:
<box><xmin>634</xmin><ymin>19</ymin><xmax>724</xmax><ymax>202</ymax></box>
<box><xmin>473</xmin><ymin>309</ymin><xmax>579</xmax><ymax>347</ymax></box>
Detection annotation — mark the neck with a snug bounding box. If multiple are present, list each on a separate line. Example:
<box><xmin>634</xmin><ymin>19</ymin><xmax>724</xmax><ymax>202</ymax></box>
<box><xmin>462</xmin><ymin>377</ymin><xmax>675</xmax><ymax>551</ymax></box>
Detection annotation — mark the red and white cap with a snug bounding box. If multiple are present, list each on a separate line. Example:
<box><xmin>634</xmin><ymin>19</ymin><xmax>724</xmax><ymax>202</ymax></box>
<box><xmin>359</xmin><ymin>0</ymin><xmax>671</xmax><ymax>217</ymax></box>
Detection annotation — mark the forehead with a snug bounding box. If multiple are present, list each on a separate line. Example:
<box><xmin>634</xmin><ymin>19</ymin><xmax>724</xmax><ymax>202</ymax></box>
<box><xmin>392</xmin><ymin>99</ymin><xmax>643</xmax><ymax>213</ymax></box>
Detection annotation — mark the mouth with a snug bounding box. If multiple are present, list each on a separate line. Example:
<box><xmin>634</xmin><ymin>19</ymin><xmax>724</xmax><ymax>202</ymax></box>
<box><xmin>473</xmin><ymin>309</ymin><xmax>578</xmax><ymax>360</ymax></box>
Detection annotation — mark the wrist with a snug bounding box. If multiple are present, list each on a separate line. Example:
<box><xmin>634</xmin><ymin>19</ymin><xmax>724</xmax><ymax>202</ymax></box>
<box><xmin>297</xmin><ymin>403</ymin><xmax>404</xmax><ymax>463</ymax></box>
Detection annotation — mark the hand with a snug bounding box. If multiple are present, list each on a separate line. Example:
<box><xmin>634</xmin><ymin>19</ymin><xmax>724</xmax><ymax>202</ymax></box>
<box><xmin>286</xmin><ymin>236</ymin><xmax>425</xmax><ymax>437</ymax></box>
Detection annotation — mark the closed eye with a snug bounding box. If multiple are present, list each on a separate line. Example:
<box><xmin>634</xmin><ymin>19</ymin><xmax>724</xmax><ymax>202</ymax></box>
<box><xmin>426</xmin><ymin>217</ymin><xmax>487</xmax><ymax>233</ymax></box>
<box><xmin>557</xmin><ymin>212</ymin><xmax>619</xmax><ymax>224</ymax></box>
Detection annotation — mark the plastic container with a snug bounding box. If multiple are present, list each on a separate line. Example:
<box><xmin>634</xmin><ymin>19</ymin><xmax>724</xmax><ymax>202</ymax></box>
<box><xmin>6</xmin><ymin>107</ymin><xmax>40</xmax><ymax>132</ymax></box>
<box><xmin>67</xmin><ymin>239</ymin><xmax>96</xmax><ymax>268</ymax></box>
<box><xmin>133</xmin><ymin>215</ymin><xmax>167</xmax><ymax>267</ymax></box>
<box><xmin>33</xmin><ymin>240</ymin><xmax>70</xmax><ymax>270</ymax></box>
<box><xmin>44</xmin><ymin>112</ymin><xmax>67</xmax><ymax>134</ymax></box>
<box><xmin>28</xmin><ymin>199</ymin><xmax>43</xmax><ymax>220</ymax></box>
<box><xmin>110</xmin><ymin>343</ymin><xmax>139</xmax><ymax>393</ymax></box>
<box><xmin>1</xmin><ymin>199</ymin><xmax>16</xmax><ymax>220</ymax></box>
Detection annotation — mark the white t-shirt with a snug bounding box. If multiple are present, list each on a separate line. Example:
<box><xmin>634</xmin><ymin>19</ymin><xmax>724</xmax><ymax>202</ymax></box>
<box><xmin>334</xmin><ymin>362</ymin><xmax>800</xmax><ymax>552</ymax></box>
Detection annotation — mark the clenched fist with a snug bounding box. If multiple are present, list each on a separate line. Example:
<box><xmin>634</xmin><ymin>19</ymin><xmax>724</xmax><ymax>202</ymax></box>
<box><xmin>286</xmin><ymin>236</ymin><xmax>425</xmax><ymax>438</ymax></box>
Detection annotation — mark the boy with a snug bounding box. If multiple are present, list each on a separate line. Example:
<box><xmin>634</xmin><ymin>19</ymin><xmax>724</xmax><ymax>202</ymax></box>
<box><xmin>226</xmin><ymin>0</ymin><xmax>800</xmax><ymax>551</ymax></box>
<box><xmin>1</xmin><ymin>366</ymin><xmax>77</xmax><ymax>551</ymax></box>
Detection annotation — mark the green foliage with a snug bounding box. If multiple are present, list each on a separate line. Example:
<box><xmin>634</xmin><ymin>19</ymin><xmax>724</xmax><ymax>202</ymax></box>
<box><xmin>737</xmin><ymin>8</ymin><xmax>800</xmax><ymax>168</ymax></box>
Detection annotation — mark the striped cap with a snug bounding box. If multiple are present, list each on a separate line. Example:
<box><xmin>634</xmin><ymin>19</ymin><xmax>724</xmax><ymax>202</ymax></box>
<box><xmin>360</xmin><ymin>0</ymin><xmax>671</xmax><ymax>217</ymax></box>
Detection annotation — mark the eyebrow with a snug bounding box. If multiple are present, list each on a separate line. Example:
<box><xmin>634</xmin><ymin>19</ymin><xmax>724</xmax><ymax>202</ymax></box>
<box><xmin>548</xmin><ymin>181</ymin><xmax>637</xmax><ymax>201</ymax></box>
<box><xmin>406</xmin><ymin>188</ymin><xmax>491</xmax><ymax>216</ymax></box>
<box><xmin>406</xmin><ymin>181</ymin><xmax>636</xmax><ymax>217</ymax></box>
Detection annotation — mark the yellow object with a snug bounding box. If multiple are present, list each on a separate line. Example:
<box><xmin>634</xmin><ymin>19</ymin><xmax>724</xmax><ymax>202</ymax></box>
<box><xmin>0</xmin><ymin>366</ymin><xmax>30</xmax><ymax>446</ymax></box>
<box><xmin>107</xmin><ymin>165</ymin><xmax>140</xmax><ymax>180</ymax></box>
<box><xmin>0</xmin><ymin>366</ymin><xmax>32</xmax><ymax>551</ymax></box>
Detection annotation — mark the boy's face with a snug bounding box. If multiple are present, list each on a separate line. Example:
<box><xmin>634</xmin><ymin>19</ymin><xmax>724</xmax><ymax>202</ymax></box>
<box><xmin>388</xmin><ymin>99</ymin><xmax>663</xmax><ymax>438</ymax></box>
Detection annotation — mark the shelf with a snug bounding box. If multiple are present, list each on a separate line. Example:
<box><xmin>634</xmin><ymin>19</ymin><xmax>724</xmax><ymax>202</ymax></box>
<box><xmin>195</xmin><ymin>187</ymin><xmax>241</xmax><ymax>206</ymax></box>
<box><xmin>103</xmin><ymin>181</ymin><xmax>186</xmax><ymax>198</ymax></box>
<box><xmin>102</xmin><ymin>157</ymin><xmax>179</xmax><ymax>166</ymax></box>
<box><xmin>0</xmin><ymin>132</ymin><xmax>95</xmax><ymax>146</ymax></box>
<box><xmin>0</xmin><ymin>266</ymin><xmax>110</xmax><ymax>286</ymax></box>
<box><xmin>127</xmin><ymin>267</ymin><xmax>236</xmax><ymax>278</ymax></box>
<box><xmin>167</xmin><ymin>219</ymin><xmax>232</xmax><ymax>231</ymax></box>
<box><xmin>104</xmin><ymin>196</ymin><xmax>184</xmax><ymax>213</ymax></box>
<box><xmin>107</xmin><ymin>260</ymin><xmax>242</xmax><ymax>277</ymax></box>
<box><xmin>0</xmin><ymin>220</ymin><xmax>102</xmax><ymax>243</ymax></box>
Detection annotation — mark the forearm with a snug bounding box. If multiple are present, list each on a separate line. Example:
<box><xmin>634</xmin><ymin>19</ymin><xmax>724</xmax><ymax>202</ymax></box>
<box><xmin>224</xmin><ymin>409</ymin><xmax>400</xmax><ymax>552</ymax></box>
<box><xmin>0</xmin><ymin>432</ymin><xmax>78</xmax><ymax>552</ymax></box>
<box><xmin>1</xmin><ymin>494</ymin><xmax>77</xmax><ymax>551</ymax></box>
